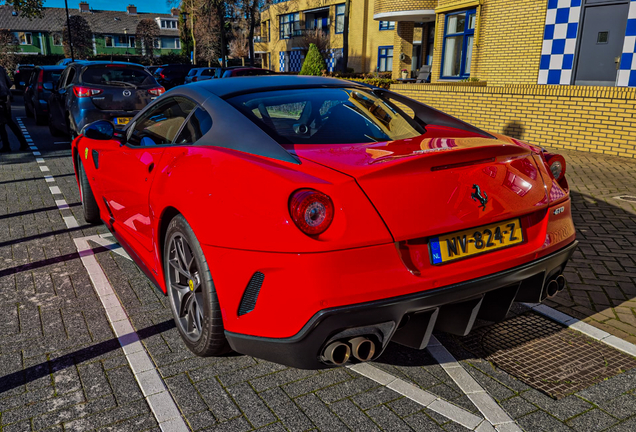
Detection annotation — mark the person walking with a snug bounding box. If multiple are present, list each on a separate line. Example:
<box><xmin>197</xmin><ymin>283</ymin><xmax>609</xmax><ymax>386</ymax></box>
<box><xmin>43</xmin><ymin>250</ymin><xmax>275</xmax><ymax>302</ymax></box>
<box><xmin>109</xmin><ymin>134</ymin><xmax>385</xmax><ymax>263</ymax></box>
<box><xmin>0</xmin><ymin>65</ymin><xmax>28</xmax><ymax>152</ymax></box>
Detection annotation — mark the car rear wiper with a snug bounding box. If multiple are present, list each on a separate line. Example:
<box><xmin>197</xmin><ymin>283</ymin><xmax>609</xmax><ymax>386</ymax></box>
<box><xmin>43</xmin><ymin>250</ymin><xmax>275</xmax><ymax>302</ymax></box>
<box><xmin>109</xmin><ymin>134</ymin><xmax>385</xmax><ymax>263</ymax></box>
<box><xmin>104</xmin><ymin>80</ymin><xmax>138</xmax><ymax>89</ymax></box>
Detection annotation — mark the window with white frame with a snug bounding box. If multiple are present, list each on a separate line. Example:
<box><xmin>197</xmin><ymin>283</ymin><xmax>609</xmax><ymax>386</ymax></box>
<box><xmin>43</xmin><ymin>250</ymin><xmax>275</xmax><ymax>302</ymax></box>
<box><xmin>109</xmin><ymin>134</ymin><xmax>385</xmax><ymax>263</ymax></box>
<box><xmin>105</xmin><ymin>35</ymin><xmax>135</xmax><ymax>48</ymax></box>
<box><xmin>441</xmin><ymin>9</ymin><xmax>476</xmax><ymax>79</ymax></box>
<box><xmin>160</xmin><ymin>19</ymin><xmax>178</xmax><ymax>29</ymax></box>
<box><xmin>335</xmin><ymin>4</ymin><xmax>345</xmax><ymax>34</ymax></box>
<box><xmin>14</xmin><ymin>32</ymin><xmax>32</xmax><ymax>45</ymax></box>
<box><xmin>379</xmin><ymin>21</ymin><xmax>395</xmax><ymax>31</ymax></box>
<box><xmin>377</xmin><ymin>46</ymin><xmax>393</xmax><ymax>72</ymax></box>
<box><xmin>280</xmin><ymin>12</ymin><xmax>301</xmax><ymax>39</ymax></box>
<box><xmin>156</xmin><ymin>37</ymin><xmax>181</xmax><ymax>49</ymax></box>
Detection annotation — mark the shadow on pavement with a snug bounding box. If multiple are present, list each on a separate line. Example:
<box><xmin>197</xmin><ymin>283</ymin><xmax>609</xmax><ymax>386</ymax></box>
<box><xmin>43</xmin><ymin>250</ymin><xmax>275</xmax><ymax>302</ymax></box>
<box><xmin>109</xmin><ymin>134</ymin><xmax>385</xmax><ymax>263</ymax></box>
<box><xmin>0</xmin><ymin>320</ymin><xmax>176</xmax><ymax>394</ymax></box>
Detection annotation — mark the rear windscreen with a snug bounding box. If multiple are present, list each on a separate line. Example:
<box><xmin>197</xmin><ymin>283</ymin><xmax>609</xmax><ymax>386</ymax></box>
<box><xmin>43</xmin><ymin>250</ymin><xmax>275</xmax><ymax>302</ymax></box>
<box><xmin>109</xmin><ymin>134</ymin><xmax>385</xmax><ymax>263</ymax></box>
<box><xmin>227</xmin><ymin>88</ymin><xmax>425</xmax><ymax>145</ymax></box>
<box><xmin>43</xmin><ymin>70</ymin><xmax>63</xmax><ymax>84</ymax></box>
<box><xmin>82</xmin><ymin>66</ymin><xmax>155</xmax><ymax>86</ymax></box>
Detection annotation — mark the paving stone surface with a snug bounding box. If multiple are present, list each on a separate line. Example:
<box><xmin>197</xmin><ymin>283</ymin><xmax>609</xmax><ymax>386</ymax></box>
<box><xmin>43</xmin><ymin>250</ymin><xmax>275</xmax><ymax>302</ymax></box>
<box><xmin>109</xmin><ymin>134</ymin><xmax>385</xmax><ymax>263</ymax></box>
<box><xmin>1</xmin><ymin>98</ymin><xmax>636</xmax><ymax>431</ymax></box>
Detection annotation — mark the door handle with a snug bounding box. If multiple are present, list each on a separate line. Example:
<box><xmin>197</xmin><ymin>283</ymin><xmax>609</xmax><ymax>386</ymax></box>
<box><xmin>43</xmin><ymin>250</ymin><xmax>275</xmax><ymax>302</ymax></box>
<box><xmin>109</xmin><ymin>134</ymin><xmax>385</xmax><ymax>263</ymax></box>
<box><xmin>615</xmin><ymin>56</ymin><xmax>621</xmax><ymax>70</ymax></box>
<box><xmin>148</xmin><ymin>162</ymin><xmax>154</xmax><ymax>173</ymax></box>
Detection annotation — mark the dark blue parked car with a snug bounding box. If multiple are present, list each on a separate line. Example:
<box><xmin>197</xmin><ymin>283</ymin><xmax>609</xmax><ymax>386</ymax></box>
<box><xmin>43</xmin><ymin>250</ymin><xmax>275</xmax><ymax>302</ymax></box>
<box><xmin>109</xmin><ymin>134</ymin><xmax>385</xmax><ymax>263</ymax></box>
<box><xmin>48</xmin><ymin>61</ymin><xmax>165</xmax><ymax>137</ymax></box>
<box><xmin>24</xmin><ymin>65</ymin><xmax>65</xmax><ymax>125</ymax></box>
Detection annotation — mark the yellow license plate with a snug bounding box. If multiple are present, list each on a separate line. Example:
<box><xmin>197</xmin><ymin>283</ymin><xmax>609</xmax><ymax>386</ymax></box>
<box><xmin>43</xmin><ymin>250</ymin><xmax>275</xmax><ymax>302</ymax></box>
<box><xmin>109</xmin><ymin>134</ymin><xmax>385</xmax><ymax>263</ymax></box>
<box><xmin>429</xmin><ymin>218</ymin><xmax>524</xmax><ymax>265</ymax></box>
<box><xmin>115</xmin><ymin>117</ymin><xmax>132</xmax><ymax>125</ymax></box>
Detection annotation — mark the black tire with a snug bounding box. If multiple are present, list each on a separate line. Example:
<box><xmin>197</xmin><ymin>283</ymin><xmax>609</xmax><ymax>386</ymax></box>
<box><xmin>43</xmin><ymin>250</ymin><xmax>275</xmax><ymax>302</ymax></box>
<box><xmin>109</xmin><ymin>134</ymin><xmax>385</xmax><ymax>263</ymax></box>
<box><xmin>25</xmin><ymin>104</ymin><xmax>33</xmax><ymax>118</ymax></box>
<box><xmin>78</xmin><ymin>157</ymin><xmax>101</xmax><ymax>224</ymax></box>
<box><xmin>164</xmin><ymin>215</ymin><xmax>230</xmax><ymax>357</ymax></box>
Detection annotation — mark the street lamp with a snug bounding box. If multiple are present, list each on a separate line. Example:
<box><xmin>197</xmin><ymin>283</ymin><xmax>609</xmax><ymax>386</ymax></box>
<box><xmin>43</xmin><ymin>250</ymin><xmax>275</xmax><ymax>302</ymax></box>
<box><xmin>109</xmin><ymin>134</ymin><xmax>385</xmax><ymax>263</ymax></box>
<box><xmin>124</xmin><ymin>28</ymin><xmax>129</xmax><ymax>62</ymax></box>
<box><xmin>63</xmin><ymin>0</ymin><xmax>74</xmax><ymax>61</ymax></box>
<box><xmin>181</xmin><ymin>11</ymin><xmax>191</xmax><ymax>64</ymax></box>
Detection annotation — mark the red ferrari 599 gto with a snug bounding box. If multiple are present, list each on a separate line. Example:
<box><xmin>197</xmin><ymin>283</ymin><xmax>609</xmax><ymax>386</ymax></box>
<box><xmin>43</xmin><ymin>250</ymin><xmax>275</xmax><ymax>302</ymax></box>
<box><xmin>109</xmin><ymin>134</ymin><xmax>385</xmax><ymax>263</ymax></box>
<box><xmin>72</xmin><ymin>76</ymin><xmax>577</xmax><ymax>369</ymax></box>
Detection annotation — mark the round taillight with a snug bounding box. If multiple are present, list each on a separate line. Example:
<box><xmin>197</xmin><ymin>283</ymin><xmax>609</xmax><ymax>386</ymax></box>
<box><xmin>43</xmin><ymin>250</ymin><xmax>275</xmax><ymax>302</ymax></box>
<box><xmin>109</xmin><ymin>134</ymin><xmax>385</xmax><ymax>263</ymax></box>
<box><xmin>546</xmin><ymin>154</ymin><xmax>566</xmax><ymax>181</ymax></box>
<box><xmin>289</xmin><ymin>189</ymin><xmax>334</xmax><ymax>236</ymax></box>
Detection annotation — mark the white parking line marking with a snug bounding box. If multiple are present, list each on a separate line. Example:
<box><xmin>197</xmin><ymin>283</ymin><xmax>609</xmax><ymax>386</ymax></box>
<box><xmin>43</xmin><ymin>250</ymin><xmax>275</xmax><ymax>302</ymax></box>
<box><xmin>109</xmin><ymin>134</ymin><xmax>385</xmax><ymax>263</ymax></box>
<box><xmin>33</xmin><ymin>151</ymin><xmax>41</xmax><ymax>156</ymax></box>
<box><xmin>30</xmin><ymin>146</ymin><xmax>37</xmax><ymax>150</ymax></box>
<box><xmin>63</xmin><ymin>216</ymin><xmax>79</xmax><ymax>229</ymax></box>
<box><xmin>427</xmin><ymin>336</ymin><xmax>520</xmax><ymax>430</ymax></box>
<box><xmin>49</xmin><ymin>186</ymin><xmax>62</xmax><ymax>194</ymax></box>
<box><xmin>36</xmin><ymin>158</ymin><xmax>45</xmax><ymax>163</ymax></box>
<box><xmin>525</xmin><ymin>303</ymin><xmax>636</xmax><ymax>357</ymax></box>
<box><xmin>349</xmin><ymin>363</ymin><xmax>485</xmax><ymax>430</ymax></box>
<box><xmin>39</xmin><ymin>166</ymin><xmax>50</xmax><ymax>172</ymax></box>
<box><xmin>91</xmin><ymin>235</ymin><xmax>132</xmax><ymax>260</ymax></box>
<box><xmin>55</xmin><ymin>199</ymin><xmax>69</xmax><ymax>210</ymax></box>
<box><xmin>44</xmin><ymin>175</ymin><xmax>55</xmax><ymax>183</ymax></box>
<box><xmin>74</xmin><ymin>236</ymin><xmax>189</xmax><ymax>432</ymax></box>
<box><xmin>93</xmin><ymin>232</ymin><xmax>500</xmax><ymax>431</ymax></box>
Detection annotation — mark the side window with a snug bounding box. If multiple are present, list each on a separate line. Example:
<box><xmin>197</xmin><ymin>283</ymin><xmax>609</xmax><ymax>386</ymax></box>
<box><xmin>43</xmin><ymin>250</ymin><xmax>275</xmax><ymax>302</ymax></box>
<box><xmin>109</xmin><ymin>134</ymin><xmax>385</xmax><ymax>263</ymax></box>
<box><xmin>56</xmin><ymin>69</ymin><xmax>68</xmax><ymax>89</ymax></box>
<box><xmin>174</xmin><ymin>107</ymin><xmax>212</xmax><ymax>145</ymax></box>
<box><xmin>64</xmin><ymin>68</ymin><xmax>76</xmax><ymax>87</ymax></box>
<box><xmin>128</xmin><ymin>97</ymin><xmax>196</xmax><ymax>146</ymax></box>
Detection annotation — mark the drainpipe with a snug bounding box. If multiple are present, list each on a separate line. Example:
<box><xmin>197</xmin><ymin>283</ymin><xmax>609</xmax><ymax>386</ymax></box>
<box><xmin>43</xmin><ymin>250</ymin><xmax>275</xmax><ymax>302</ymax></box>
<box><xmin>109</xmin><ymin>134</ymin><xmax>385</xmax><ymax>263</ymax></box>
<box><xmin>39</xmin><ymin>32</ymin><xmax>46</xmax><ymax>55</ymax></box>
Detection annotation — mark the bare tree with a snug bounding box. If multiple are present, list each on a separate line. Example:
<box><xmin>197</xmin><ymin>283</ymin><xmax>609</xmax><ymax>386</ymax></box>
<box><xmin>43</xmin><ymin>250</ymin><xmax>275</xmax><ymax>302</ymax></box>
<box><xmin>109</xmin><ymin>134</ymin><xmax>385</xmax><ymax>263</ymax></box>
<box><xmin>0</xmin><ymin>30</ymin><xmax>19</xmax><ymax>75</ymax></box>
<box><xmin>341</xmin><ymin>0</ymin><xmax>350</xmax><ymax>72</ymax></box>
<box><xmin>63</xmin><ymin>15</ymin><xmax>93</xmax><ymax>59</ymax></box>
<box><xmin>136</xmin><ymin>19</ymin><xmax>160</xmax><ymax>63</ymax></box>
<box><xmin>229</xmin><ymin>30</ymin><xmax>249</xmax><ymax>66</ymax></box>
<box><xmin>194</xmin><ymin>9</ymin><xmax>221</xmax><ymax>66</ymax></box>
<box><xmin>299</xmin><ymin>27</ymin><xmax>330</xmax><ymax>54</ymax></box>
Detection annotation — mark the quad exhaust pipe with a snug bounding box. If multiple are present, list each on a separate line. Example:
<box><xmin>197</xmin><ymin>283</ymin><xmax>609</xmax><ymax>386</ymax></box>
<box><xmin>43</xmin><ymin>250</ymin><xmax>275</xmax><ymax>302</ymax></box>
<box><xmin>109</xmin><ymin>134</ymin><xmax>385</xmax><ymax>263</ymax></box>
<box><xmin>322</xmin><ymin>336</ymin><xmax>377</xmax><ymax>365</ymax></box>
<box><xmin>546</xmin><ymin>274</ymin><xmax>567</xmax><ymax>298</ymax></box>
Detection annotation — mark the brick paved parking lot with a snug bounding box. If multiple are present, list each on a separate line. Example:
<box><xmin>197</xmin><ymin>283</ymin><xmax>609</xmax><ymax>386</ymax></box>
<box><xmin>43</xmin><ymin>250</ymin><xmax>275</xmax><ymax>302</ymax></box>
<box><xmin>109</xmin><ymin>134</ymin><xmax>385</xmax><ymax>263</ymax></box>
<box><xmin>1</xmin><ymin>98</ymin><xmax>636</xmax><ymax>431</ymax></box>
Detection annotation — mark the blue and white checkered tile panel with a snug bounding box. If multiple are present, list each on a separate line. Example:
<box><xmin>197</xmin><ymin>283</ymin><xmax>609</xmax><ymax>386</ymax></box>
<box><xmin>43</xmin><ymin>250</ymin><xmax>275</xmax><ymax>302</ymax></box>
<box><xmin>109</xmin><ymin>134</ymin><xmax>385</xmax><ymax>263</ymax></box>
<box><xmin>279</xmin><ymin>51</ymin><xmax>287</xmax><ymax>73</ymax></box>
<box><xmin>327</xmin><ymin>49</ymin><xmax>343</xmax><ymax>72</ymax></box>
<box><xmin>538</xmin><ymin>0</ymin><xmax>581</xmax><ymax>85</ymax></box>
<box><xmin>617</xmin><ymin>0</ymin><xmax>636</xmax><ymax>86</ymax></box>
<box><xmin>289</xmin><ymin>50</ymin><xmax>304</xmax><ymax>72</ymax></box>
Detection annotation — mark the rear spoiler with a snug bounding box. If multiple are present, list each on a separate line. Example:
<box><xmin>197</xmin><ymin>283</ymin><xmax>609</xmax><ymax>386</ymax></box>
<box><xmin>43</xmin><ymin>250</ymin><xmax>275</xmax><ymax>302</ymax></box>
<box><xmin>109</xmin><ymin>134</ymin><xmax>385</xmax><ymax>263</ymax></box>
<box><xmin>371</xmin><ymin>88</ymin><xmax>495</xmax><ymax>140</ymax></box>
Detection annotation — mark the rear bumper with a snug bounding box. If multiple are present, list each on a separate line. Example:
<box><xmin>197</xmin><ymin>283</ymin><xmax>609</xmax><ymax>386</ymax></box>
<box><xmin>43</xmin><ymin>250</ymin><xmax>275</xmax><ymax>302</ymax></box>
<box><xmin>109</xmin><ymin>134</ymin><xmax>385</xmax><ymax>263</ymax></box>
<box><xmin>72</xmin><ymin>108</ymin><xmax>140</xmax><ymax>132</ymax></box>
<box><xmin>225</xmin><ymin>240</ymin><xmax>578</xmax><ymax>369</ymax></box>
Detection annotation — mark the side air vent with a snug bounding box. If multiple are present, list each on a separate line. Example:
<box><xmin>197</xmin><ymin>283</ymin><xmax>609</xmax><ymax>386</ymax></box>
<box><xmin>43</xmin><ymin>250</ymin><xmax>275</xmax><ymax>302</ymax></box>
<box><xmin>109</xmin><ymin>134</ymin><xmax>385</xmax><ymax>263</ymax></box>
<box><xmin>238</xmin><ymin>272</ymin><xmax>264</xmax><ymax>316</ymax></box>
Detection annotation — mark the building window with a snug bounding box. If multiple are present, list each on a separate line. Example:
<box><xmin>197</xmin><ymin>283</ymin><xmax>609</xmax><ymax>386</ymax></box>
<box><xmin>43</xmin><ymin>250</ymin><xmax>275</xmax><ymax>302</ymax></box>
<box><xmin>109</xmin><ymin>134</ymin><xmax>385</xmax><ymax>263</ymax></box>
<box><xmin>105</xmin><ymin>35</ymin><xmax>135</xmax><ymax>48</ymax></box>
<box><xmin>280</xmin><ymin>12</ymin><xmax>301</xmax><ymax>39</ymax></box>
<box><xmin>53</xmin><ymin>33</ymin><xmax>63</xmax><ymax>46</ymax></box>
<box><xmin>157</xmin><ymin>37</ymin><xmax>180</xmax><ymax>49</ymax></box>
<box><xmin>160</xmin><ymin>19</ymin><xmax>178</xmax><ymax>29</ymax></box>
<box><xmin>379</xmin><ymin>21</ymin><xmax>395</xmax><ymax>31</ymax></box>
<box><xmin>378</xmin><ymin>46</ymin><xmax>393</xmax><ymax>72</ymax></box>
<box><xmin>441</xmin><ymin>9</ymin><xmax>476</xmax><ymax>79</ymax></box>
<box><xmin>14</xmin><ymin>32</ymin><xmax>32</xmax><ymax>45</ymax></box>
<box><xmin>335</xmin><ymin>4</ymin><xmax>345</xmax><ymax>34</ymax></box>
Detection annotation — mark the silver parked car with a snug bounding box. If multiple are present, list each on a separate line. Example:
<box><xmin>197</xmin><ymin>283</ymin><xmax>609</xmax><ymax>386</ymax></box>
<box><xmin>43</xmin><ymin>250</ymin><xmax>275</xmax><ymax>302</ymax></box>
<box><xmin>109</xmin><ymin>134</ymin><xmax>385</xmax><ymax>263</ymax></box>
<box><xmin>184</xmin><ymin>67</ymin><xmax>217</xmax><ymax>84</ymax></box>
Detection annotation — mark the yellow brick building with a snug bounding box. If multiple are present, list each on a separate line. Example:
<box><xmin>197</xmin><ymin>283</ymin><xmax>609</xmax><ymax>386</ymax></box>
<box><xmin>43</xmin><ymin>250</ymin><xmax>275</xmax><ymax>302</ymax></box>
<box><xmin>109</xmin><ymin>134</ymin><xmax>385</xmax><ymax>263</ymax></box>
<box><xmin>256</xmin><ymin>0</ymin><xmax>414</xmax><ymax>74</ymax></box>
<box><xmin>257</xmin><ymin>0</ymin><xmax>636</xmax><ymax>157</ymax></box>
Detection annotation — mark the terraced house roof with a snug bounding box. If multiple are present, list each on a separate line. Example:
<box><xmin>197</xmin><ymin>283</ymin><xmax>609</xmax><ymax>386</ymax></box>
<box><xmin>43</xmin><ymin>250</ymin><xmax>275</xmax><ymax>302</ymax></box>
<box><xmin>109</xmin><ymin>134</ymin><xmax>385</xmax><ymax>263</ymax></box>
<box><xmin>0</xmin><ymin>4</ymin><xmax>180</xmax><ymax>36</ymax></box>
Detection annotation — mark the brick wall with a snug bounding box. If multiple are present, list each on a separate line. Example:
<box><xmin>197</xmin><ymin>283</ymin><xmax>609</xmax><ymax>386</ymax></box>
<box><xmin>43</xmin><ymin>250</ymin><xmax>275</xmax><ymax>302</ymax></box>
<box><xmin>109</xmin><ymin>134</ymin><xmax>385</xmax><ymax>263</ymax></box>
<box><xmin>432</xmin><ymin>0</ymin><xmax>547</xmax><ymax>85</ymax></box>
<box><xmin>391</xmin><ymin>83</ymin><xmax>636</xmax><ymax>158</ymax></box>
<box><xmin>374</xmin><ymin>0</ymin><xmax>437</xmax><ymax>15</ymax></box>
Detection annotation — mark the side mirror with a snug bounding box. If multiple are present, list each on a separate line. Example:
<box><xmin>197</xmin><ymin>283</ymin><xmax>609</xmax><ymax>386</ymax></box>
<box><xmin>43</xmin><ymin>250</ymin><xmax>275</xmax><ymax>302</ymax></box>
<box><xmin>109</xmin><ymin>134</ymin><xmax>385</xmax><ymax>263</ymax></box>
<box><xmin>81</xmin><ymin>120</ymin><xmax>115</xmax><ymax>140</ymax></box>
<box><xmin>58</xmin><ymin>87</ymin><xmax>66</xmax><ymax>95</ymax></box>
<box><xmin>43</xmin><ymin>82</ymin><xmax>53</xmax><ymax>90</ymax></box>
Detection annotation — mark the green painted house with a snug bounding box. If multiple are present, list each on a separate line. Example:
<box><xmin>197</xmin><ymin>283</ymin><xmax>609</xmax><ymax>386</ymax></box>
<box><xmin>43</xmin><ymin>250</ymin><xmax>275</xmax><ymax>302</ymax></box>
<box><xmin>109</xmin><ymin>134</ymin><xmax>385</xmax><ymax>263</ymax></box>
<box><xmin>0</xmin><ymin>2</ymin><xmax>183</xmax><ymax>58</ymax></box>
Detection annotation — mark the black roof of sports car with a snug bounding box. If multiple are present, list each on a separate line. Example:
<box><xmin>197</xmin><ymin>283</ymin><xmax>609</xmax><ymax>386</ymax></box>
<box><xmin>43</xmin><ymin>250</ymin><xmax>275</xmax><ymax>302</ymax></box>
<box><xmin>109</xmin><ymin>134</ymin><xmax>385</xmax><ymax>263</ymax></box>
<box><xmin>190</xmin><ymin>75</ymin><xmax>365</xmax><ymax>98</ymax></box>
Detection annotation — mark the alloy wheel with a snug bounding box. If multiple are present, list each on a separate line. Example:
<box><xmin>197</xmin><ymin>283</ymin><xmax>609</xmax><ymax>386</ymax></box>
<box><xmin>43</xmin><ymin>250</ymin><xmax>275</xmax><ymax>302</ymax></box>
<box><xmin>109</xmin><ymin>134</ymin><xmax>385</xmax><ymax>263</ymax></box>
<box><xmin>167</xmin><ymin>234</ymin><xmax>204</xmax><ymax>342</ymax></box>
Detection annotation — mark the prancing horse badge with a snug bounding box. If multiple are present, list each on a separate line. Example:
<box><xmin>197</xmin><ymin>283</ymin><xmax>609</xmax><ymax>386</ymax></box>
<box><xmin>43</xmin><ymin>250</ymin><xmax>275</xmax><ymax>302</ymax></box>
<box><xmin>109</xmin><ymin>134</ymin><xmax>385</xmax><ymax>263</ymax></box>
<box><xmin>471</xmin><ymin>184</ymin><xmax>488</xmax><ymax>211</ymax></box>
